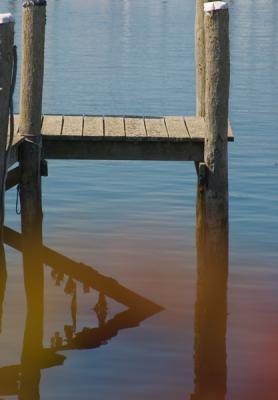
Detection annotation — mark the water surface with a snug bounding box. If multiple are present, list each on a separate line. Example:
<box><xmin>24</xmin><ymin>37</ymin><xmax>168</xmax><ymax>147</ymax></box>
<box><xmin>0</xmin><ymin>0</ymin><xmax>278</xmax><ymax>399</ymax></box>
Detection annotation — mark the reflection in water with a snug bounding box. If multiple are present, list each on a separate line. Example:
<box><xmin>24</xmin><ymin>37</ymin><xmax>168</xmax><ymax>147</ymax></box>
<box><xmin>1</xmin><ymin>225</ymin><xmax>163</xmax><ymax>398</ymax></box>
<box><xmin>1</xmin><ymin>206</ymin><xmax>228</xmax><ymax>399</ymax></box>
<box><xmin>94</xmin><ymin>293</ymin><xmax>108</xmax><ymax>328</ymax></box>
<box><xmin>191</xmin><ymin>190</ymin><xmax>228</xmax><ymax>400</ymax></box>
<box><xmin>0</xmin><ymin>244</ymin><xmax>7</xmax><ymax>334</ymax></box>
<box><xmin>19</xmin><ymin>225</ymin><xmax>44</xmax><ymax>400</ymax></box>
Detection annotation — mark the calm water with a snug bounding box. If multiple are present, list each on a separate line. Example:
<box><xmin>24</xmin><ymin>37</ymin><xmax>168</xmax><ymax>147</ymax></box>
<box><xmin>1</xmin><ymin>0</ymin><xmax>278</xmax><ymax>399</ymax></box>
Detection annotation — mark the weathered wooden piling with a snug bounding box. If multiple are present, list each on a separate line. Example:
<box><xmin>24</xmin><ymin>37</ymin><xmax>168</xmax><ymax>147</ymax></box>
<box><xmin>19</xmin><ymin>1</ymin><xmax>46</xmax><ymax>240</ymax></box>
<box><xmin>0</xmin><ymin>14</ymin><xmax>14</xmax><ymax>241</ymax></box>
<box><xmin>204</xmin><ymin>1</ymin><xmax>230</xmax><ymax>248</ymax></box>
<box><xmin>18</xmin><ymin>2</ymin><xmax>46</xmax><ymax>338</ymax></box>
<box><xmin>193</xmin><ymin>5</ymin><xmax>230</xmax><ymax>398</ymax></box>
<box><xmin>196</xmin><ymin>1</ymin><xmax>230</xmax><ymax>258</ymax></box>
<box><xmin>195</xmin><ymin>0</ymin><xmax>206</xmax><ymax>117</ymax></box>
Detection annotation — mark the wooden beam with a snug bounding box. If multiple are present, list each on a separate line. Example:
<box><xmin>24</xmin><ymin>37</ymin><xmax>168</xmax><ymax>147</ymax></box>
<box><xmin>5</xmin><ymin>166</ymin><xmax>20</xmax><ymax>191</ymax></box>
<box><xmin>42</xmin><ymin>137</ymin><xmax>204</xmax><ymax>162</ymax></box>
<box><xmin>0</xmin><ymin>14</ymin><xmax>14</xmax><ymax>240</ymax></box>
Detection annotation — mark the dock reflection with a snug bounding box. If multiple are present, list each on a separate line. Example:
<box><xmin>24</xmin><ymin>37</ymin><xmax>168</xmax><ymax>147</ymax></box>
<box><xmin>0</xmin><ymin>222</ymin><xmax>228</xmax><ymax>399</ymax></box>
<box><xmin>1</xmin><ymin>226</ymin><xmax>163</xmax><ymax>398</ymax></box>
<box><xmin>0</xmin><ymin>243</ymin><xmax>7</xmax><ymax>334</ymax></box>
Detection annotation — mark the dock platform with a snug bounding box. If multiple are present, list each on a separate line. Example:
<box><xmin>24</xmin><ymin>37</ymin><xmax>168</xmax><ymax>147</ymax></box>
<box><xmin>9</xmin><ymin>114</ymin><xmax>233</xmax><ymax>166</ymax></box>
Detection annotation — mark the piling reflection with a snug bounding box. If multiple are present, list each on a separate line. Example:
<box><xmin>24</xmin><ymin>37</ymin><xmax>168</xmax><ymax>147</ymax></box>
<box><xmin>191</xmin><ymin>190</ymin><xmax>228</xmax><ymax>399</ymax></box>
<box><xmin>1</xmin><ymin>208</ymin><xmax>228</xmax><ymax>399</ymax></box>
<box><xmin>0</xmin><ymin>225</ymin><xmax>163</xmax><ymax>398</ymax></box>
<box><xmin>0</xmin><ymin>243</ymin><xmax>7</xmax><ymax>334</ymax></box>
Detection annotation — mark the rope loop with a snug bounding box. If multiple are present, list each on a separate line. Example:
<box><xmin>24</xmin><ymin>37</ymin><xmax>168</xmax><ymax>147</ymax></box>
<box><xmin>16</xmin><ymin>185</ymin><xmax>21</xmax><ymax>215</ymax></box>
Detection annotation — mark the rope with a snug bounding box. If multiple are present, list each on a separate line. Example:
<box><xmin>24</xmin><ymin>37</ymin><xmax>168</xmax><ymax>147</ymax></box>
<box><xmin>16</xmin><ymin>185</ymin><xmax>21</xmax><ymax>215</ymax></box>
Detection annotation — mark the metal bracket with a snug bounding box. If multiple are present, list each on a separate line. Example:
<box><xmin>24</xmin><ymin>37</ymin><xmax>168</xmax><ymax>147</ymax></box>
<box><xmin>40</xmin><ymin>159</ymin><xmax>48</xmax><ymax>177</ymax></box>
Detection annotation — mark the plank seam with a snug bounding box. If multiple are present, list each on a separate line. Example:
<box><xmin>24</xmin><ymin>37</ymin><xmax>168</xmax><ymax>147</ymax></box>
<box><xmin>81</xmin><ymin>115</ymin><xmax>84</xmax><ymax>137</ymax></box>
<box><xmin>61</xmin><ymin>115</ymin><xmax>64</xmax><ymax>135</ymax></box>
<box><xmin>123</xmin><ymin>117</ymin><xmax>126</xmax><ymax>138</ymax></box>
<box><xmin>102</xmin><ymin>116</ymin><xmax>105</xmax><ymax>137</ymax></box>
<box><xmin>163</xmin><ymin>117</ymin><xmax>169</xmax><ymax>138</ymax></box>
<box><xmin>143</xmin><ymin>117</ymin><xmax>148</xmax><ymax>137</ymax></box>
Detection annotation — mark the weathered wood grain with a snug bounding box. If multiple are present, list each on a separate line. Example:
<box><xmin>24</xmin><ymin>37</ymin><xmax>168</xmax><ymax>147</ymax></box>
<box><xmin>125</xmin><ymin>117</ymin><xmax>146</xmax><ymax>138</ymax></box>
<box><xmin>104</xmin><ymin>117</ymin><xmax>125</xmax><ymax>137</ymax></box>
<box><xmin>195</xmin><ymin>0</ymin><xmax>206</xmax><ymax>117</ymax></box>
<box><xmin>165</xmin><ymin>116</ymin><xmax>189</xmax><ymax>140</ymax></box>
<box><xmin>41</xmin><ymin>115</ymin><xmax>63</xmax><ymax>136</ymax></box>
<box><xmin>144</xmin><ymin>118</ymin><xmax>168</xmax><ymax>138</ymax></box>
<box><xmin>201</xmin><ymin>4</ymin><xmax>230</xmax><ymax>252</ymax></box>
<box><xmin>185</xmin><ymin>116</ymin><xmax>207</xmax><ymax>140</ymax></box>
<box><xmin>62</xmin><ymin>115</ymin><xmax>83</xmax><ymax>136</ymax></box>
<box><xmin>83</xmin><ymin>116</ymin><xmax>103</xmax><ymax>137</ymax></box>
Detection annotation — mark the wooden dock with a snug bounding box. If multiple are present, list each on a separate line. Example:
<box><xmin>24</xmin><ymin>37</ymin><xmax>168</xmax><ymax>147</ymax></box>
<box><xmin>1</xmin><ymin>1</ymin><xmax>233</xmax><ymax>260</ymax></box>
<box><xmin>0</xmin><ymin>2</ymin><xmax>233</xmax><ymax>397</ymax></box>
<box><xmin>8</xmin><ymin>114</ymin><xmax>233</xmax><ymax>167</ymax></box>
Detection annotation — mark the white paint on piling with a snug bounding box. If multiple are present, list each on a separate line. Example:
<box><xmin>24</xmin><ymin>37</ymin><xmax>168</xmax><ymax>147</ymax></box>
<box><xmin>204</xmin><ymin>2</ymin><xmax>228</xmax><ymax>13</ymax></box>
<box><xmin>0</xmin><ymin>13</ymin><xmax>14</xmax><ymax>24</ymax></box>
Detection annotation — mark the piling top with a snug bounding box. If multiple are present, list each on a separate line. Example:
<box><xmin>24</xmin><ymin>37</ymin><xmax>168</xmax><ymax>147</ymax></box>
<box><xmin>204</xmin><ymin>1</ymin><xmax>228</xmax><ymax>13</ymax></box>
<box><xmin>0</xmin><ymin>13</ymin><xmax>14</xmax><ymax>24</ymax></box>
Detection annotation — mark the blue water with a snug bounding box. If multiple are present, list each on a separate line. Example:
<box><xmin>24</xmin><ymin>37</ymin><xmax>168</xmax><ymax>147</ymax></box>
<box><xmin>1</xmin><ymin>1</ymin><xmax>278</xmax><ymax>399</ymax></box>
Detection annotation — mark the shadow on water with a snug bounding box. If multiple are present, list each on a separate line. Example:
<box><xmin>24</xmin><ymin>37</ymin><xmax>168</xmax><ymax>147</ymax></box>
<box><xmin>0</xmin><ymin>219</ymin><xmax>228</xmax><ymax>399</ymax></box>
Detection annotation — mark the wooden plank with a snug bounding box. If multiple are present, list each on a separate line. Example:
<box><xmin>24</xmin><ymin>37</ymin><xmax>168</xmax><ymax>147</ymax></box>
<box><xmin>104</xmin><ymin>117</ymin><xmax>125</xmax><ymax>137</ymax></box>
<box><xmin>125</xmin><ymin>117</ymin><xmax>146</xmax><ymax>138</ymax></box>
<box><xmin>83</xmin><ymin>116</ymin><xmax>103</xmax><ymax>137</ymax></box>
<box><xmin>42</xmin><ymin>115</ymin><xmax>63</xmax><ymax>136</ymax></box>
<box><xmin>184</xmin><ymin>116</ymin><xmax>206</xmax><ymax>140</ymax></box>
<box><xmin>144</xmin><ymin>117</ymin><xmax>168</xmax><ymax>138</ymax></box>
<box><xmin>165</xmin><ymin>116</ymin><xmax>189</xmax><ymax>140</ymax></box>
<box><xmin>62</xmin><ymin>115</ymin><xmax>83</xmax><ymax>136</ymax></box>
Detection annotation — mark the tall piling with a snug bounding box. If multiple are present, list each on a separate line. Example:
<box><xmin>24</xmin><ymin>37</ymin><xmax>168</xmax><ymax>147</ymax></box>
<box><xmin>19</xmin><ymin>1</ymin><xmax>46</xmax><ymax>328</ymax></box>
<box><xmin>194</xmin><ymin>5</ymin><xmax>230</xmax><ymax>398</ymax></box>
<box><xmin>19</xmin><ymin>1</ymin><xmax>46</xmax><ymax>241</ymax></box>
<box><xmin>203</xmin><ymin>1</ymin><xmax>230</xmax><ymax>254</ymax></box>
<box><xmin>196</xmin><ymin>1</ymin><xmax>230</xmax><ymax>258</ymax></box>
<box><xmin>195</xmin><ymin>0</ymin><xmax>206</xmax><ymax>117</ymax></box>
<box><xmin>0</xmin><ymin>14</ymin><xmax>14</xmax><ymax>241</ymax></box>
